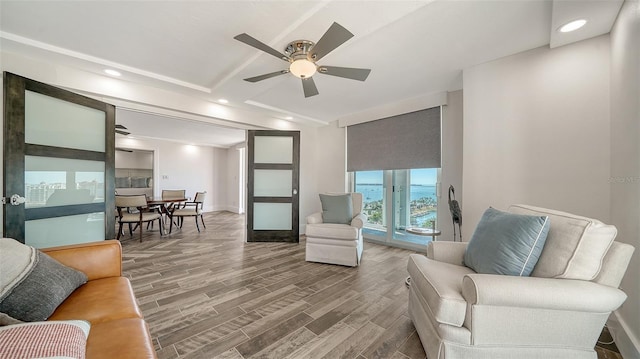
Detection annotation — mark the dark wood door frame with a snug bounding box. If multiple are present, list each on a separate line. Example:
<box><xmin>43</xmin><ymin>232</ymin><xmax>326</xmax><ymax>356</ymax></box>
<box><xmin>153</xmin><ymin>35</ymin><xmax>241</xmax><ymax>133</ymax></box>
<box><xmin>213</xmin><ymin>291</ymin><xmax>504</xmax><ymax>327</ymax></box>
<box><xmin>3</xmin><ymin>72</ymin><xmax>115</xmax><ymax>242</ymax></box>
<box><xmin>247</xmin><ymin>130</ymin><xmax>300</xmax><ymax>243</ymax></box>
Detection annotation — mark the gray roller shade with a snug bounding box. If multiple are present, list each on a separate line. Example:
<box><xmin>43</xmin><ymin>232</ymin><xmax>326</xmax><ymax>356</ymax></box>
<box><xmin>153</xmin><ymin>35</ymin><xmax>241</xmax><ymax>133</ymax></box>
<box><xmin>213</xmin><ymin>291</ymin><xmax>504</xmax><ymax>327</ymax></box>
<box><xmin>347</xmin><ymin>107</ymin><xmax>441</xmax><ymax>172</ymax></box>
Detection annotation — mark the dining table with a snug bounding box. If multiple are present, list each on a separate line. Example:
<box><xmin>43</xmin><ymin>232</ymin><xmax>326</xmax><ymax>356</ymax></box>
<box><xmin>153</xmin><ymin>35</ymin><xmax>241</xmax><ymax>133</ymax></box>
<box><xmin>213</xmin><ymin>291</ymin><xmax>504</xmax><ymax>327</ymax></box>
<box><xmin>146</xmin><ymin>197</ymin><xmax>187</xmax><ymax>234</ymax></box>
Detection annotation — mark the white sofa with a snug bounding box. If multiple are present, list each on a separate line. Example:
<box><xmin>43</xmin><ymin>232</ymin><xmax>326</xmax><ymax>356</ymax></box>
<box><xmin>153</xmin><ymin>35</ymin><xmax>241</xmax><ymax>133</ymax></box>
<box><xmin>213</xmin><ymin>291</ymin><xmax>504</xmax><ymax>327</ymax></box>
<box><xmin>407</xmin><ymin>204</ymin><xmax>635</xmax><ymax>359</ymax></box>
<box><xmin>305</xmin><ymin>193</ymin><xmax>367</xmax><ymax>267</ymax></box>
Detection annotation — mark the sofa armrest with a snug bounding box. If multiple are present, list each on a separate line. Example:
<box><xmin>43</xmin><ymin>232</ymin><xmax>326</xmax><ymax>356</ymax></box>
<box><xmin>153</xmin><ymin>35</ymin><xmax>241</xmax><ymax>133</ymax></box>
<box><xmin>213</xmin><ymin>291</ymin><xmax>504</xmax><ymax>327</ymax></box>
<box><xmin>41</xmin><ymin>240</ymin><xmax>123</xmax><ymax>281</ymax></box>
<box><xmin>306</xmin><ymin>212</ymin><xmax>323</xmax><ymax>224</ymax></box>
<box><xmin>426</xmin><ymin>241</ymin><xmax>468</xmax><ymax>265</ymax></box>
<box><xmin>350</xmin><ymin>213</ymin><xmax>367</xmax><ymax>229</ymax></box>
<box><xmin>462</xmin><ymin>274</ymin><xmax>627</xmax><ymax>313</ymax></box>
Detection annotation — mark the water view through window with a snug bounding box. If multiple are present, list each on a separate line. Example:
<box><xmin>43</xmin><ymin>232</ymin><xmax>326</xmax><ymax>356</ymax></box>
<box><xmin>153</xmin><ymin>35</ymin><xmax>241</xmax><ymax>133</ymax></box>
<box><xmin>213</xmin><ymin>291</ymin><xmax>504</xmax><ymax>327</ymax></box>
<box><xmin>354</xmin><ymin>168</ymin><xmax>438</xmax><ymax>247</ymax></box>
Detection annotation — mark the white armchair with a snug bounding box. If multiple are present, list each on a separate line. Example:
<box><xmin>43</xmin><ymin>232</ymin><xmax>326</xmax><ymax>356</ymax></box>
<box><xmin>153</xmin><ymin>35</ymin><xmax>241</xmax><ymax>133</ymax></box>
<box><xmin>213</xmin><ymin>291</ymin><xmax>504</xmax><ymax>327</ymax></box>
<box><xmin>407</xmin><ymin>204</ymin><xmax>634</xmax><ymax>359</ymax></box>
<box><xmin>305</xmin><ymin>192</ymin><xmax>367</xmax><ymax>266</ymax></box>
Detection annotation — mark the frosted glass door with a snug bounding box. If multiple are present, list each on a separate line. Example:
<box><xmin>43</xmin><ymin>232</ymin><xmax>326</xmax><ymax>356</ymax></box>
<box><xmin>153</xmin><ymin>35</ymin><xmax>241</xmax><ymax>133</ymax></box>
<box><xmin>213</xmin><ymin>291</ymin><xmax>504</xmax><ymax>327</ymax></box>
<box><xmin>247</xmin><ymin>131</ymin><xmax>300</xmax><ymax>242</ymax></box>
<box><xmin>3</xmin><ymin>72</ymin><xmax>115</xmax><ymax>246</ymax></box>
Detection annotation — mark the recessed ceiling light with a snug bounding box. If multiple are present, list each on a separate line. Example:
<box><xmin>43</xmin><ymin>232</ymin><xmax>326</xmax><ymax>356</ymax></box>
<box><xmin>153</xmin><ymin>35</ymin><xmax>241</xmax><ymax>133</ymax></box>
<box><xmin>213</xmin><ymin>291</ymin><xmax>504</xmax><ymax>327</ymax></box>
<box><xmin>218</xmin><ymin>99</ymin><xmax>229</xmax><ymax>104</ymax></box>
<box><xmin>559</xmin><ymin>19</ymin><xmax>587</xmax><ymax>33</ymax></box>
<box><xmin>104</xmin><ymin>69</ymin><xmax>121</xmax><ymax>77</ymax></box>
<box><xmin>284</xmin><ymin>116</ymin><xmax>293</xmax><ymax>120</ymax></box>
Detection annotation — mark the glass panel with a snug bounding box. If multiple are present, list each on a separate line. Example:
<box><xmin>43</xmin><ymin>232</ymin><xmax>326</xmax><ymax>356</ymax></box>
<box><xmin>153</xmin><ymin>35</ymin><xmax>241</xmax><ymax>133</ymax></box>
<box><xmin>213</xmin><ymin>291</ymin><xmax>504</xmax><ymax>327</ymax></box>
<box><xmin>25</xmin><ymin>156</ymin><xmax>105</xmax><ymax>208</ymax></box>
<box><xmin>254</xmin><ymin>203</ymin><xmax>291</xmax><ymax>230</ymax></box>
<box><xmin>25</xmin><ymin>90</ymin><xmax>106</xmax><ymax>152</ymax></box>
<box><xmin>393</xmin><ymin>168</ymin><xmax>438</xmax><ymax>245</ymax></box>
<box><xmin>254</xmin><ymin>136</ymin><xmax>293</xmax><ymax>164</ymax></box>
<box><xmin>354</xmin><ymin>170</ymin><xmax>387</xmax><ymax>237</ymax></box>
<box><xmin>25</xmin><ymin>212</ymin><xmax>105</xmax><ymax>248</ymax></box>
<box><xmin>393</xmin><ymin>170</ymin><xmax>410</xmax><ymax>231</ymax></box>
<box><xmin>254</xmin><ymin>170</ymin><xmax>292</xmax><ymax>197</ymax></box>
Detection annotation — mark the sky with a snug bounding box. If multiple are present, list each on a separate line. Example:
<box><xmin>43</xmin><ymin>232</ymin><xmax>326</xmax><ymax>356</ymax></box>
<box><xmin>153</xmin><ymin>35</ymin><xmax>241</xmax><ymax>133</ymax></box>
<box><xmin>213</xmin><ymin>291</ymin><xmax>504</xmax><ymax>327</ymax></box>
<box><xmin>355</xmin><ymin>168</ymin><xmax>438</xmax><ymax>185</ymax></box>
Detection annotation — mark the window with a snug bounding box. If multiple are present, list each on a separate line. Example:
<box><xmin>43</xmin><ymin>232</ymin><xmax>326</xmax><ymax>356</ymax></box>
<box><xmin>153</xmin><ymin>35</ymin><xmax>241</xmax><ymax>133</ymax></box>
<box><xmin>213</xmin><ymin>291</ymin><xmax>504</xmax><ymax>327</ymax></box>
<box><xmin>355</xmin><ymin>170</ymin><xmax>386</xmax><ymax>229</ymax></box>
<box><xmin>354</xmin><ymin>168</ymin><xmax>439</xmax><ymax>249</ymax></box>
<box><xmin>347</xmin><ymin>106</ymin><xmax>442</xmax><ymax>250</ymax></box>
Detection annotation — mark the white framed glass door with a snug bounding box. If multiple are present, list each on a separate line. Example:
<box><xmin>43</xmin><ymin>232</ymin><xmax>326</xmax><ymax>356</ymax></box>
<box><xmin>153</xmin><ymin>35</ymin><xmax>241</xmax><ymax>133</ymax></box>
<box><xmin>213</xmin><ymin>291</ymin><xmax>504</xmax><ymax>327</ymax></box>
<box><xmin>354</xmin><ymin>170</ymin><xmax>387</xmax><ymax>241</ymax></box>
<box><xmin>392</xmin><ymin>168</ymin><xmax>439</xmax><ymax>246</ymax></box>
<box><xmin>353</xmin><ymin>168</ymin><xmax>439</xmax><ymax>250</ymax></box>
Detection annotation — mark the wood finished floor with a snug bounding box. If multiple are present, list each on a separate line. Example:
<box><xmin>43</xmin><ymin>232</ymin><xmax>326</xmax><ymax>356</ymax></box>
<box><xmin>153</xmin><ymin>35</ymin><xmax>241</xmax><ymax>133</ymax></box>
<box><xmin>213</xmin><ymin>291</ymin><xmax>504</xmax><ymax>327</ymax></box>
<box><xmin>120</xmin><ymin>211</ymin><xmax>623</xmax><ymax>359</ymax></box>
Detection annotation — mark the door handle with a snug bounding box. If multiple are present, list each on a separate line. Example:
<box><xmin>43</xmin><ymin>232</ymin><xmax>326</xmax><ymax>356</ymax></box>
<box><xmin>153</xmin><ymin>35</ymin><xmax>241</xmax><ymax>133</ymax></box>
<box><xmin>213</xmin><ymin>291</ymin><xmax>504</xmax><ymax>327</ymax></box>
<box><xmin>10</xmin><ymin>194</ymin><xmax>26</xmax><ymax>206</ymax></box>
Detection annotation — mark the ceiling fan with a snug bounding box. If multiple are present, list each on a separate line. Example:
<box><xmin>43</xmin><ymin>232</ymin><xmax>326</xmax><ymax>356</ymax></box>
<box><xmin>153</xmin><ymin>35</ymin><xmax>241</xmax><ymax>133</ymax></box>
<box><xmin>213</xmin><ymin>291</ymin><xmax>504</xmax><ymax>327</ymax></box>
<box><xmin>115</xmin><ymin>124</ymin><xmax>130</xmax><ymax>136</ymax></box>
<box><xmin>234</xmin><ymin>22</ymin><xmax>371</xmax><ymax>98</ymax></box>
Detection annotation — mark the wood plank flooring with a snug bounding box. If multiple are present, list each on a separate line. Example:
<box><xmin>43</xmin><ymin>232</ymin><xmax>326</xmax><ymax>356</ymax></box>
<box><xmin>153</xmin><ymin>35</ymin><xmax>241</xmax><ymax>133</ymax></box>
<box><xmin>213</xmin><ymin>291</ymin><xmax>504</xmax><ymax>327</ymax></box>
<box><xmin>120</xmin><ymin>211</ymin><xmax>623</xmax><ymax>359</ymax></box>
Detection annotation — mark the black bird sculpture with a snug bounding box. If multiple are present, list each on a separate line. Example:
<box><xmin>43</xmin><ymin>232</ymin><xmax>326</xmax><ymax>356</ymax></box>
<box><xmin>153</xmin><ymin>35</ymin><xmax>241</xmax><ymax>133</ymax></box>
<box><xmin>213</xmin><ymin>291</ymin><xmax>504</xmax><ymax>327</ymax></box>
<box><xmin>448</xmin><ymin>185</ymin><xmax>462</xmax><ymax>242</ymax></box>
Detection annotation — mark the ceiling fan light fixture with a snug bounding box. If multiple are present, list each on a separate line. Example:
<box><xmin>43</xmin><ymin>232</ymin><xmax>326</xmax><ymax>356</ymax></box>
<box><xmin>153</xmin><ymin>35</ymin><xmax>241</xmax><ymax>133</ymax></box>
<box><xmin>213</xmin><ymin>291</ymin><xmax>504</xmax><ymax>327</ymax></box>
<box><xmin>235</xmin><ymin>23</ymin><xmax>370</xmax><ymax>97</ymax></box>
<box><xmin>289</xmin><ymin>59</ymin><xmax>317</xmax><ymax>79</ymax></box>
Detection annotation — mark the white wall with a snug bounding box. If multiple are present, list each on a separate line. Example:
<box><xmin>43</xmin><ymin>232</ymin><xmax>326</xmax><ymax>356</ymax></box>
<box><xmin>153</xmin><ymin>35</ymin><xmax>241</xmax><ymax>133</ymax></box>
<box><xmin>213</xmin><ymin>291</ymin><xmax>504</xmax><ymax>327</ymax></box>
<box><xmin>439</xmin><ymin>90</ymin><xmax>464</xmax><ymax>242</ymax></box>
<box><xmin>609</xmin><ymin>1</ymin><xmax>640</xmax><ymax>357</ymax></box>
<box><xmin>211</xmin><ymin>147</ymin><xmax>228</xmax><ymax>212</ymax></box>
<box><xmin>315</xmin><ymin>121</ymin><xmax>348</xmax><ymax>194</ymax></box>
<box><xmin>298</xmin><ymin>127</ymin><xmax>320</xmax><ymax>233</ymax></box>
<box><xmin>462</xmin><ymin>35</ymin><xmax>611</xmax><ymax>235</ymax></box>
<box><xmin>115</xmin><ymin>150</ymin><xmax>153</xmax><ymax>169</ymax></box>
<box><xmin>226</xmin><ymin>145</ymin><xmax>244</xmax><ymax>214</ymax></box>
<box><xmin>115</xmin><ymin>137</ymin><xmax>224</xmax><ymax>212</ymax></box>
<box><xmin>299</xmin><ymin>120</ymin><xmax>349</xmax><ymax>232</ymax></box>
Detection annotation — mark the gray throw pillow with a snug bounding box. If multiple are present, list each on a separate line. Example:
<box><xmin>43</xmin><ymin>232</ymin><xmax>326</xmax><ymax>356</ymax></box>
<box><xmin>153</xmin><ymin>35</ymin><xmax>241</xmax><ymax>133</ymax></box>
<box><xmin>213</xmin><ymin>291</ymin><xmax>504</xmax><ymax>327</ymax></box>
<box><xmin>0</xmin><ymin>251</ymin><xmax>87</xmax><ymax>322</ymax></box>
<box><xmin>464</xmin><ymin>207</ymin><xmax>550</xmax><ymax>276</ymax></box>
<box><xmin>320</xmin><ymin>194</ymin><xmax>353</xmax><ymax>224</ymax></box>
<box><xmin>130</xmin><ymin>177</ymin><xmax>149</xmax><ymax>188</ymax></box>
<box><xmin>115</xmin><ymin>176</ymin><xmax>131</xmax><ymax>188</ymax></box>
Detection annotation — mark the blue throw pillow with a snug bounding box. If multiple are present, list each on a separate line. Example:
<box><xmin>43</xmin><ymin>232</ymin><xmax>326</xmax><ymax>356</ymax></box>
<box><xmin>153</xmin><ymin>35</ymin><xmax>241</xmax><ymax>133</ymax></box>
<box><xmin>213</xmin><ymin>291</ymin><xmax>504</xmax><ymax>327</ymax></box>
<box><xmin>464</xmin><ymin>207</ymin><xmax>550</xmax><ymax>276</ymax></box>
<box><xmin>319</xmin><ymin>194</ymin><xmax>353</xmax><ymax>224</ymax></box>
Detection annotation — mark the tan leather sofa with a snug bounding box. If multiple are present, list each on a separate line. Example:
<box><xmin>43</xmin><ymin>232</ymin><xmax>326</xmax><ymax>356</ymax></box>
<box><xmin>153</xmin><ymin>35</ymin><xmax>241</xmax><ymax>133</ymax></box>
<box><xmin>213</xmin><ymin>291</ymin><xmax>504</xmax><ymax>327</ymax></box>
<box><xmin>42</xmin><ymin>240</ymin><xmax>157</xmax><ymax>359</ymax></box>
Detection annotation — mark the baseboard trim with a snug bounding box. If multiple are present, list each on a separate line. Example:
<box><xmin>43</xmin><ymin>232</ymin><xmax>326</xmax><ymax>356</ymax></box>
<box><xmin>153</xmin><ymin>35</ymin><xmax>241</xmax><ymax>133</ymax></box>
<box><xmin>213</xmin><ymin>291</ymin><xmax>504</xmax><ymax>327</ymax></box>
<box><xmin>222</xmin><ymin>206</ymin><xmax>243</xmax><ymax>214</ymax></box>
<box><xmin>608</xmin><ymin>310</ymin><xmax>640</xmax><ymax>359</ymax></box>
<box><xmin>210</xmin><ymin>205</ymin><xmax>232</xmax><ymax>212</ymax></box>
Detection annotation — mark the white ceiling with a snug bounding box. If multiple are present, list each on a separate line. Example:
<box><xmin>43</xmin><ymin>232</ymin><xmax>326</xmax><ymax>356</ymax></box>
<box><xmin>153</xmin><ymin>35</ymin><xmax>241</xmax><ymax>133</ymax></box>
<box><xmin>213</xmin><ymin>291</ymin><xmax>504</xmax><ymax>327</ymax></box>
<box><xmin>0</xmin><ymin>0</ymin><xmax>622</xmax><ymax>147</ymax></box>
<box><xmin>115</xmin><ymin>108</ymin><xmax>247</xmax><ymax>148</ymax></box>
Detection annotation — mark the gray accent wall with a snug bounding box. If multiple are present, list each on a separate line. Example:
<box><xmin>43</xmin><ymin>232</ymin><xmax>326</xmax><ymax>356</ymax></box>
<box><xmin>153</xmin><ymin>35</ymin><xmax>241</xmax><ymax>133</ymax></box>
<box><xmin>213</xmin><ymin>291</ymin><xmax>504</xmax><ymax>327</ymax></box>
<box><xmin>463</xmin><ymin>21</ymin><xmax>639</xmax><ymax>357</ymax></box>
<box><xmin>609</xmin><ymin>1</ymin><xmax>640</xmax><ymax>357</ymax></box>
<box><xmin>462</xmin><ymin>35</ymin><xmax>611</xmax><ymax>232</ymax></box>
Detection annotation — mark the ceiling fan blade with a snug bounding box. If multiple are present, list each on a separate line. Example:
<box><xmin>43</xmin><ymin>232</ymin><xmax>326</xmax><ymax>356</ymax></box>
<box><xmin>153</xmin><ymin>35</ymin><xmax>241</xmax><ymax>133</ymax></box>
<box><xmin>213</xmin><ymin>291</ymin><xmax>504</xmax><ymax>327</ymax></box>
<box><xmin>302</xmin><ymin>77</ymin><xmax>319</xmax><ymax>98</ymax></box>
<box><xmin>115</xmin><ymin>129</ymin><xmax>130</xmax><ymax>136</ymax></box>
<box><xmin>234</xmin><ymin>33</ymin><xmax>289</xmax><ymax>61</ymax></box>
<box><xmin>318</xmin><ymin>66</ymin><xmax>371</xmax><ymax>81</ymax></box>
<box><xmin>243</xmin><ymin>70</ymin><xmax>289</xmax><ymax>83</ymax></box>
<box><xmin>309</xmin><ymin>22</ymin><xmax>354</xmax><ymax>62</ymax></box>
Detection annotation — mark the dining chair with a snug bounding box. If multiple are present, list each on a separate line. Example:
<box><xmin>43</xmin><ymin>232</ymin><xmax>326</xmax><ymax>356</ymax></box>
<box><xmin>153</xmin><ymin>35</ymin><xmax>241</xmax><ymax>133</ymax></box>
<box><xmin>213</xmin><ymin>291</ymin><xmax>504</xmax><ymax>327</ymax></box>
<box><xmin>169</xmin><ymin>192</ymin><xmax>206</xmax><ymax>232</ymax></box>
<box><xmin>162</xmin><ymin>189</ymin><xmax>186</xmax><ymax>202</ymax></box>
<box><xmin>115</xmin><ymin>194</ymin><xmax>163</xmax><ymax>242</ymax></box>
<box><xmin>160</xmin><ymin>189</ymin><xmax>186</xmax><ymax>226</ymax></box>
